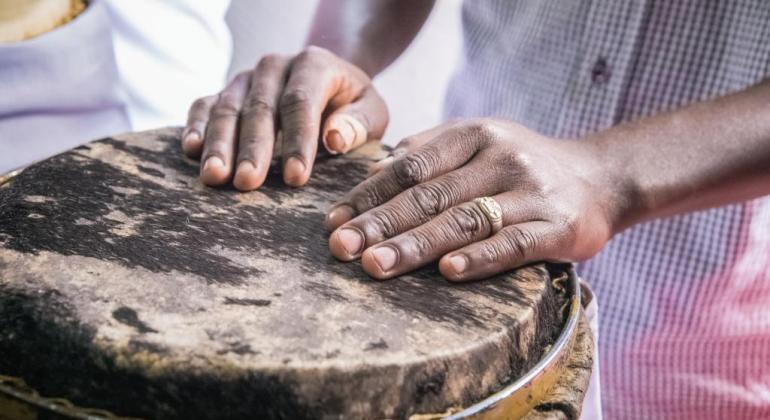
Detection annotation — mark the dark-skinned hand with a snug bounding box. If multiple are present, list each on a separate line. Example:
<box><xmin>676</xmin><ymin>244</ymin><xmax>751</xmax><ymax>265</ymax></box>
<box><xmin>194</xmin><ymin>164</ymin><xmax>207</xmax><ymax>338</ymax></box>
<box><xmin>326</xmin><ymin>119</ymin><xmax>623</xmax><ymax>281</ymax></box>
<box><xmin>181</xmin><ymin>46</ymin><xmax>388</xmax><ymax>190</ymax></box>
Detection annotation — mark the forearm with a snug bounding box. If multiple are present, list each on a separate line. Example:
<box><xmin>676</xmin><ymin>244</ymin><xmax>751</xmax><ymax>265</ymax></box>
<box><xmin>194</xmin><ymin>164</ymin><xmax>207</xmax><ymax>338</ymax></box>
<box><xmin>306</xmin><ymin>0</ymin><xmax>435</xmax><ymax>77</ymax></box>
<box><xmin>593</xmin><ymin>79</ymin><xmax>770</xmax><ymax>232</ymax></box>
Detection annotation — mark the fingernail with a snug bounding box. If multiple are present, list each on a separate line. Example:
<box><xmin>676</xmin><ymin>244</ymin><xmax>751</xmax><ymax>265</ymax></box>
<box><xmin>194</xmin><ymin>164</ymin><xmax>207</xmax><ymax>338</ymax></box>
<box><xmin>284</xmin><ymin>156</ymin><xmax>306</xmax><ymax>185</ymax></box>
<box><xmin>236</xmin><ymin>160</ymin><xmax>257</xmax><ymax>174</ymax></box>
<box><xmin>371</xmin><ymin>246</ymin><xmax>398</xmax><ymax>272</ymax></box>
<box><xmin>337</xmin><ymin>227</ymin><xmax>364</xmax><ymax>255</ymax></box>
<box><xmin>182</xmin><ymin>131</ymin><xmax>201</xmax><ymax>152</ymax></box>
<box><xmin>449</xmin><ymin>254</ymin><xmax>468</xmax><ymax>274</ymax></box>
<box><xmin>326</xmin><ymin>205</ymin><xmax>355</xmax><ymax>230</ymax></box>
<box><xmin>203</xmin><ymin>156</ymin><xmax>224</xmax><ymax>172</ymax></box>
<box><xmin>325</xmin><ymin>129</ymin><xmax>351</xmax><ymax>154</ymax></box>
<box><xmin>184</xmin><ymin>130</ymin><xmax>200</xmax><ymax>144</ymax></box>
<box><xmin>234</xmin><ymin>160</ymin><xmax>258</xmax><ymax>190</ymax></box>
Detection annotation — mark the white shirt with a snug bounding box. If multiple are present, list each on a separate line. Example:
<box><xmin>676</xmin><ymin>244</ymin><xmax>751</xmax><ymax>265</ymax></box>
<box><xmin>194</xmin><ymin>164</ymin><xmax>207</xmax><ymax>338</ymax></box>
<box><xmin>0</xmin><ymin>0</ymin><xmax>232</xmax><ymax>173</ymax></box>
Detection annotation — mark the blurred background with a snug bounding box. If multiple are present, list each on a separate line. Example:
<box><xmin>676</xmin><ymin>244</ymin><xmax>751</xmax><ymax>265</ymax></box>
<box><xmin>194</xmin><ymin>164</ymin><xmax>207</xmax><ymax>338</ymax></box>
<box><xmin>225</xmin><ymin>0</ymin><xmax>462</xmax><ymax>146</ymax></box>
<box><xmin>0</xmin><ymin>0</ymin><xmax>462</xmax><ymax>173</ymax></box>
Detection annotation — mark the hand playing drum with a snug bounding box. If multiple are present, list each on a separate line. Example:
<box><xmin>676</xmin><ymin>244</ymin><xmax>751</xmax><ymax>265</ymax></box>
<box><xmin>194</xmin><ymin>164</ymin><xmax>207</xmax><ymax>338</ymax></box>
<box><xmin>325</xmin><ymin>118</ymin><xmax>617</xmax><ymax>282</ymax></box>
<box><xmin>180</xmin><ymin>48</ymin><xmax>618</xmax><ymax>287</ymax></box>
<box><xmin>181</xmin><ymin>47</ymin><xmax>387</xmax><ymax>190</ymax></box>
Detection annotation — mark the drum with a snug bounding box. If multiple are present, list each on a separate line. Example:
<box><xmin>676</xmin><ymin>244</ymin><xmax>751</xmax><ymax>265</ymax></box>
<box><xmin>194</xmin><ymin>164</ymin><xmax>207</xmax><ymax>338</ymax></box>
<box><xmin>0</xmin><ymin>128</ymin><xmax>593</xmax><ymax>419</ymax></box>
<box><xmin>0</xmin><ymin>0</ymin><xmax>86</xmax><ymax>42</ymax></box>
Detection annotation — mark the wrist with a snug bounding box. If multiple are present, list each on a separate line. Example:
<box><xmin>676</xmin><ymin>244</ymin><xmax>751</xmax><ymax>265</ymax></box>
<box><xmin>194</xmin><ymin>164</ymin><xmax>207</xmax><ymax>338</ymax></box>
<box><xmin>580</xmin><ymin>132</ymin><xmax>648</xmax><ymax>236</ymax></box>
<box><xmin>303</xmin><ymin>41</ymin><xmax>380</xmax><ymax>78</ymax></box>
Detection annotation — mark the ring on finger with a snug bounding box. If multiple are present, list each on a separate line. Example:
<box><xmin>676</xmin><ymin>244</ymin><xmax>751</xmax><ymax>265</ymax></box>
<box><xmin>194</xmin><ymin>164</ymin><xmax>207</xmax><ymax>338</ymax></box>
<box><xmin>473</xmin><ymin>196</ymin><xmax>504</xmax><ymax>235</ymax></box>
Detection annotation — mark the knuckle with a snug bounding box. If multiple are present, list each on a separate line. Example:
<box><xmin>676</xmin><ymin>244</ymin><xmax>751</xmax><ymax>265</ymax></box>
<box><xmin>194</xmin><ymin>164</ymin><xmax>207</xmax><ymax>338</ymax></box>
<box><xmin>371</xmin><ymin>88</ymin><xmax>387</xmax><ymax>113</ymax></box>
<box><xmin>392</xmin><ymin>153</ymin><xmax>431</xmax><ymax>188</ymax></box>
<box><xmin>498</xmin><ymin>150</ymin><xmax>533</xmax><ymax>173</ymax></box>
<box><xmin>237</xmin><ymin>141</ymin><xmax>260</xmax><ymax>156</ymax></box>
<box><xmin>464</xmin><ymin>118</ymin><xmax>502</xmax><ymax>143</ymax></box>
<box><xmin>493</xmin><ymin>156</ymin><xmax>528</xmax><ymax>187</ymax></box>
<box><xmin>349</xmin><ymin>186</ymin><xmax>384</xmax><ymax>214</ymax></box>
<box><xmin>190</xmin><ymin>96</ymin><xmax>213</xmax><ymax>113</ymax></box>
<box><xmin>295</xmin><ymin>46</ymin><xmax>326</xmax><ymax>66</ymax></box>
<box><xmin>496</xmin><ymin>227</ymin><xmax>538</xmax><ymax>262</ymax></box>
<box><xmin>409</xmin><ymin>183</ymin><xmax>453</xmax><ymax>220</ymax></box>
<box><xmin>233</xmin><ymin>71</ymin><xmax>250</xmax><ymax>84</ymax></box>
<box><xmin>354</xmin><ymin>111</ymin><xmax>374</xmax><ymax>132</ymax></box>
<box><xmin>445</xmin><ymin>205</ymin><xmax>486</xmax><ymax>240</ymax></box>
<box><xmin>557</xmin><ymin>210</ymin><xmax>580</xmax><ymax>239</ymax></box>
<box><xmin>211</xmin><ymin>94</ymin><xmax>241</xmax><ymax>117</ymax></box>
<box><xmin>369</xmin><ymin>209</ymin><xmax>400</xmax><ymax>239</ymax></box>
<box><xmin>280</xmin><ymin>88</ymin><xmax>312</xmax><ymax>114</ymax></box>
<box><xmin>301</xmin><ymin>45</ymin><xmax>328</xmax><ymax>59</ymax></box>
<box><xmin>241</xmin><ymin>96</ymin><xmax>275</xmax><ymax>117</ymax></box>
<box><xmin>480</xmin><ymin>241</ymin><xmax>506</xmax><ymax>265</ymax></box>
<box><xmin>257</xmin><ymin>53</ymin><xmax>285</xmax><ymax>70</ymax></box>
<box><xmin>407</xmin><ymin>229</ymin><xmax>434</xmax><ymax>258</ymax></box>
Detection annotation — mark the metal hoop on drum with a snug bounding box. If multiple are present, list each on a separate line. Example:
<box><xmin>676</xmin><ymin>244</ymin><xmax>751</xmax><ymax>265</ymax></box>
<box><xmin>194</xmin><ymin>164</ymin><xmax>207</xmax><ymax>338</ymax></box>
<box><xmin>449</xmin><ymin>267</ymin><xmax>583</xmax><ymax>420</ymax></box>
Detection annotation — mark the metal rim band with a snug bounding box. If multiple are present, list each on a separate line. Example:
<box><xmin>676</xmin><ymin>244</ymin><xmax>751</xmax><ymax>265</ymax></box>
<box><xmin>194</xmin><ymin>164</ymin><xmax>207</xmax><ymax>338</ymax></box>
<box><xmin>448</xmin><ymin>265</ymin><xmax>582</xmax><ymax>419</ymax></box>
<box><xmin>0</xmin><ymin>169</ymin><xmax>23</xmax><ymax>186</ymax></box>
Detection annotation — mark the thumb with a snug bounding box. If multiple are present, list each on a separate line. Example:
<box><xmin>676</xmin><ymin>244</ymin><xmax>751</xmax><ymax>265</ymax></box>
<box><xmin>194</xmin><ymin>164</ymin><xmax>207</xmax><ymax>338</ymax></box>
<box><xmin>322</xmin><ymin>86</ymin><xmax>389</xmax><ymax>154</ymax></box>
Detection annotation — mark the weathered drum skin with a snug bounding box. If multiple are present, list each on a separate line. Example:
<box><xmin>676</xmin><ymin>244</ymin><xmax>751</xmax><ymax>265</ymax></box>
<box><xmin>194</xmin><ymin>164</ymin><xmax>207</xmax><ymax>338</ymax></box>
<box><xmin>0</xmin><ymin>128</ymin><xmax>585</xmax><ymax>419</ymax></box>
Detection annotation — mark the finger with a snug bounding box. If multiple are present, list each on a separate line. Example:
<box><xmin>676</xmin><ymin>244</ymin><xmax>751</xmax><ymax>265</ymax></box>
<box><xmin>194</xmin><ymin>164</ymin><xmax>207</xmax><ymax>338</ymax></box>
<box><xmin>200</xmin><ymin>73</ymin><xmax>251</xmax><ymax>186</ymax></box>
<box><xmin>322</xmin><ymin>86</ymin><xmax>388</xmax><ymax>154</ymax></box>
<box><xmin>182</xmin><ymin>95</ymin><xmax>217</xmax><ymax>158</ymax></box>
<box><xmin>329</xmin><ymin>159</ymin><xmax>509</xmax><ymax>261</ymax></box>
<box><xmin>279</xmin><ymin>49</ymin><xmax>343</xmax><ymax>187</ymax></box>
<box><xmin>326</xmin><ymin>124</ymin><xmax>485</xmax><ymax>230</ymax></box>
<box><xmin>366</xmin><ymin>122</ymin><xmax>455</xmax><ymax>178</ymax></box>
<box><xmin>439</xmin><ymin>221</ymin><xmax>563</xmax><ymax>282</ymax></box>
<box><xmin>233</xmin><ymin>55</ymin><xmax>290</xmax><ymax>191</ymax></box>
<box><xmin>358</xmin><ymin>190</ymin><xmax>542</xmax><ymax>279</ymax></box>
<box><xmin>357</xmin><ymin>200</ymin><xmax>494</xmax><ymax>280</ymax></box>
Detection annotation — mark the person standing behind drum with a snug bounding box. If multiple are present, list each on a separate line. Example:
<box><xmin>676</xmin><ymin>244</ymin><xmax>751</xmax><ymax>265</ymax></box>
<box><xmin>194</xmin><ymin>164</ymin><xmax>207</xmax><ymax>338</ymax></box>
<box><xmin>184</xmin><ymin>1</ymin><xmax>770</xmax><ymax>419</ymax></box>
<box><xmin>0</xmin><ymin>0</ymin><xmax>231</xmax><ymax>174</ymax></box>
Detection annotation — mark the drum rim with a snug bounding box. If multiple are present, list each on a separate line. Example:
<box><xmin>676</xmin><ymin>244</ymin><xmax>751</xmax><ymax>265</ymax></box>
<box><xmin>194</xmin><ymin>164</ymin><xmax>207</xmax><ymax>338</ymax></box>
<box><xmin>447</xmin><ymin>265</ymin><xmax>582</xmax><ymax>419</ymax></box>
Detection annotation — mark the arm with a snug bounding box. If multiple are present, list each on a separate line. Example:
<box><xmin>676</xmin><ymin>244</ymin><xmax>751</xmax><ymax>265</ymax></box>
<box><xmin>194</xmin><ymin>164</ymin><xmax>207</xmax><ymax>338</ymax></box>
<box><xmin>324</xmin><ymin>80</ymin><xmax>770</xmax><ymax>281</ymax></box>
<box><xmin>597</xmin><ymin>79</ymin><xmax>770</xmax><ymax>231</ymax></box>
<box><xmin>307</xmin><ymin>0</ymin><xmax>436</xmax><ymax>77</ymax></box>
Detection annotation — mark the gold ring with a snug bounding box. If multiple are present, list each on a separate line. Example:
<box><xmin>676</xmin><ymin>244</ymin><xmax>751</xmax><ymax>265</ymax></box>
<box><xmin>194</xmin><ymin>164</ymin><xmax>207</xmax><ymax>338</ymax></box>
<box><xmin>473</xmin><ymin>196</ymin><xmax>504</xmax><ymax>234</ymax></box>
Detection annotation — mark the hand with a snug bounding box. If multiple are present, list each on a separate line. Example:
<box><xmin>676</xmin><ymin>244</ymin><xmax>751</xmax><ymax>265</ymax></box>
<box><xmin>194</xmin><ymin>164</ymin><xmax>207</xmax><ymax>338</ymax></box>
<box><xmin>181</xmin><ymin>46</ymin><xmax>389</xmax><ymax>191</ymax></box>
<box><xmin>326</xmin><ymin>119</ymin><xmax>625</xmax><ymax>281</ymax></box>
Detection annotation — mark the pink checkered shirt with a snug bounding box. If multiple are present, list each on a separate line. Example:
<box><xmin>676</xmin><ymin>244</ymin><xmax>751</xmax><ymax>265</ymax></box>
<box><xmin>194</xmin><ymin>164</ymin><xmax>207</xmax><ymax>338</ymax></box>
<box><xmin>445</xmin><ymin>1</ymin><xmax>770</xmax><ymax>419</ymax></box>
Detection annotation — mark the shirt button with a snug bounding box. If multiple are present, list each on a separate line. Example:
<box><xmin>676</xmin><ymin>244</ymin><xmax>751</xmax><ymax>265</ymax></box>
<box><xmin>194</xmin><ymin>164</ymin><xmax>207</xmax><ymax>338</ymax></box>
<box><xmin>591</xmin><ymin>57</ymin><xmax>611</xmax><ymax>84</ymax></box>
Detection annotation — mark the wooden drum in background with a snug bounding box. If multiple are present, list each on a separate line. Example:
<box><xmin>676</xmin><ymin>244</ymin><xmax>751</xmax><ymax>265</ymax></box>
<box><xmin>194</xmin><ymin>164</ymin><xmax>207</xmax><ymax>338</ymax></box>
<box><xmin>0</xmin><ymin>128</ymin><xmax>593</xmax><ymax>419</ymax></box>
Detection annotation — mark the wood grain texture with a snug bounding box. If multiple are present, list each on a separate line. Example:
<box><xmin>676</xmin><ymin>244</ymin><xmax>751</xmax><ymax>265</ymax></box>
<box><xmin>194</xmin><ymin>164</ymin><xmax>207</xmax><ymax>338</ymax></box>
<box><xmin>0</xmin><ymin>127</ymin><xmax>571</xmax><ymax>419</ymax></box>
<box><xmin>522</xmin><ymin>315</ymin><xmax>594</xmax><ymax>420</ymax></box>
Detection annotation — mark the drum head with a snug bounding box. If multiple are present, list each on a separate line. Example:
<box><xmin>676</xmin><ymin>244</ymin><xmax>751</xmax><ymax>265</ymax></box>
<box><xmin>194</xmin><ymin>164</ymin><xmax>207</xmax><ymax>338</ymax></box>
<box><xmin>0</xmin><ymin>128</ymin><xmax>569</xmax><ymax>419</ymax></box>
